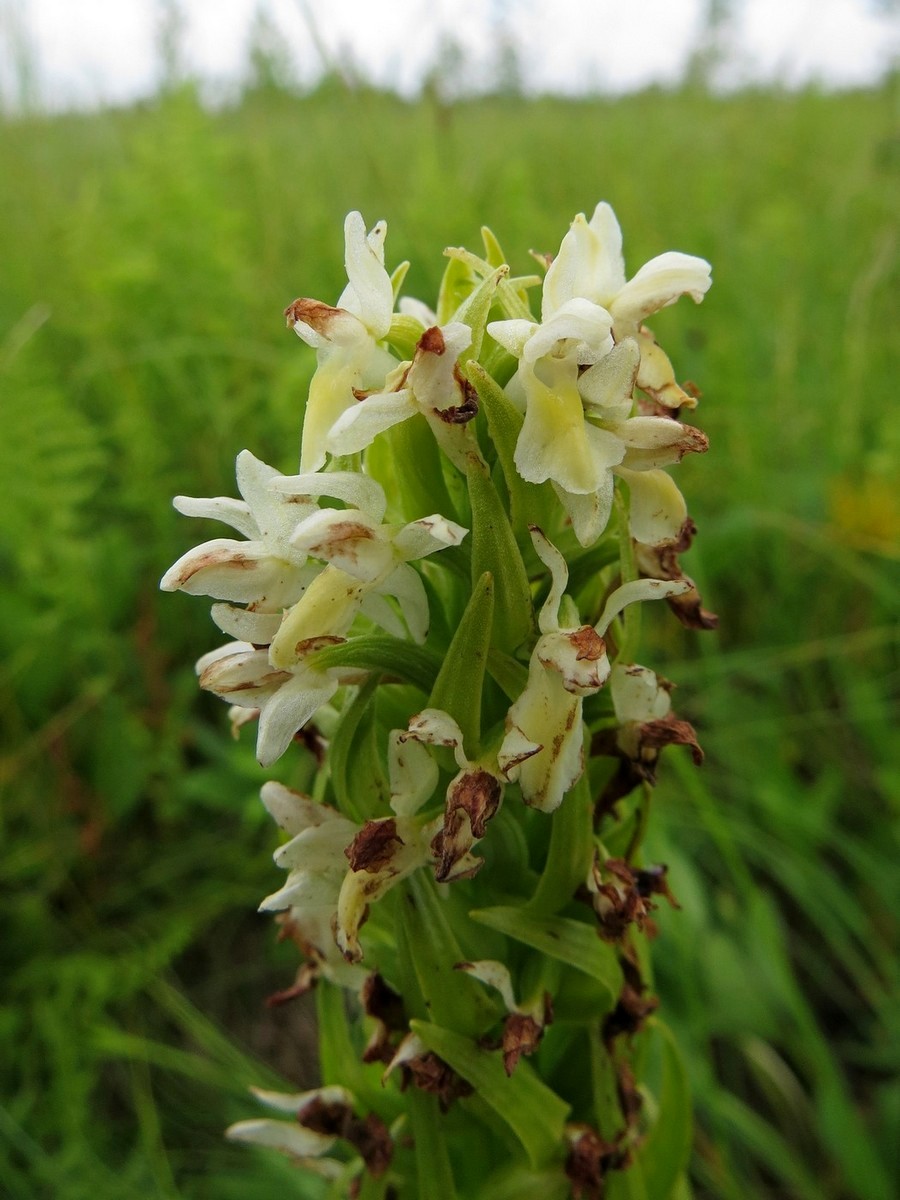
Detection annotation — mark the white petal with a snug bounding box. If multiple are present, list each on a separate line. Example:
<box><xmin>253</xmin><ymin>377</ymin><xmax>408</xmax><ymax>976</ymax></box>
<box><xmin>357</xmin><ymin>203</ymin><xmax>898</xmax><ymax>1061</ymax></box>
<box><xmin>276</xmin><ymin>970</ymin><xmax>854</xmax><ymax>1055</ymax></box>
<box><xmin>392</xmin><ymin>514</ymin><xmax>468</xmax><ymax>562</ymax></box>
<box><xmin>586</xmin><ymin>201</ymin><xmax>627</xmax><ymax>300</ymax></box>
<box><xmin>617</xmin><ymin>417</ymin><xmax>708</xmax><ymax>470</ymax></box>
<box><xmin>235</xmin><ymin>449</ymin><xmax>305</xmax><ymax>546</ymax></box>
<box><xmin>407</xmin><ymin>708</ymin><xmax>468</xmax><ymax>766</ymax></box>
<box><xmin>195</xmin><ymin>640</ymin><xmax>255</xmax><ymax>672</ymax></box>
<box><xmin>259</xmin><ymin>873</ymin><xmax>340</xmax><ymax>913</ymax></box>
<box><xmin>542</xmin><ymin>203</ymin><xmax>625</xmax><ymax>317</ymax></box>
<box><xmin>522</xmin><ymin>298</ymin><xmax>613</xmax><ymax>365</ymax></box>
<box><xmin>172</xmin><ymin>494</ymin><xmax>257</xmax><ymax>539</ymax></box>
<box><xmin>501</xmin><ymin>658</ymin><xmax>585</xmax><ymax>812</ymax></box>
<box><xmin>248</xmin><ymin>1085</ymin><xmax>354</xmax><ymax>1114</ymax></box>
<box><xmin>615</xmin><ymin>466</ymin><xmax>689</xmax><ymax>545</ymax></box>
<box><xmin>457</xmin><ymin>960</ymin><xmax>518</xmax><ymax>1013</ymax></box>
<box><xmin>378</xmin><ymin>562</ymin><xmax>429</xmax><ymax>644</ymax></box>
<box><xmin>291</xmin><ymin>509</ymin><xmax>393</xmax><ymax>581</ymax></box>
<box><xmin>256</xmin><ymin>669</ymin><xmax>340</xmax><ymax>767</ymax></box>
<box><xmin>273</xmin><ymin>818</ymin><xmax>358</xmax><ymax>871</ymax></box>
<box><xmin>486</xmin><ymin>317</ymin><xmax>537</xmax><ymax>358</ymax></box>
<box><xmin>578</xmin><ymin>338</ymin><xmax>639</xmax><ymax>421</ymax></box>
<box><xmin>225</xmin><ymin>1118</ymin><xmax>335</xmax><ymax>1158</ymax></box>
<box><xmin>514</xmin><ymin>358</ymin><xmax>603</xmax><ymax>494</ymax></box>
<box><xmin>269</xmin><ymin>569</ymin><xmax>367</xmax><ymax>665</ymax></box>
<box><xmin>197</xmin><ymin>646</ymin><xmax>288</xmax><ymax>706</ymax></box>
<box><xmin>595</xmin><ymin>575</ymin><xmax>692</xmax><ymax>636</ymax></box>
<box><xmin>611</xmin><ymin>251</ymin><xmax>711</xmax><ymax>333</ymax></box>
<box><xmin>529</xmin><ymin>526</ymin><xmax>568</xmax><ymax>634</ymax></box>
<box><xmin>359</xmin><ymin>592</ymin><xmax>407</xmax><ymax>638</ymax></box>
<box><xmin>211</xmin><ymin>603</ymin><xmax>285</xmax><ymax>645</ymax></box>
<box><xmin>261</xmin><ymin>780</ymin><xmax>338</xmax><ymax>835</ymax></box>
<box><xmin>399</xmin><ymin>296</ymin><xmax>437</xmax><ymax>326</ymax></box>
<box><xmin>537</xmin><ymin>628</ymin><xmax>610</xmax><ymax>695</ymax></box>
<box><xmin>552</xmin><ymin>479</ymin><xmax>615</xmax><ymax>548</ymax></box>
<box><xmin>327</xmin><ymin>389</ymin><xmax>417</xmax><ymax>456</ymax></box>
<box><xmin>389</xmin><ymin>729</ymin><xmax>440</xmax><ymax>816</ymax></box>
<box><xmin>610</xmin><ymin>663</ymin><xmax>671</xmax><ymax>725</ymax></box>
<box><xmin>271</xmin><ymin>470</ymin><xmax>388</xmax><ymax>523</ymax></box>
<box><xmin>383</xmin><ymin>1032</ymin><xmax>429</xmax><ymax>1082</ymax></box>
<box><xmin>160</xmin><ymin>538</ymin><xmax>271</xmax><ymax>600</ymax></box>
<box><xmin>338</xmin><ymin>212</ymin><xmax>393</xmax><ymax>338</ymax></box>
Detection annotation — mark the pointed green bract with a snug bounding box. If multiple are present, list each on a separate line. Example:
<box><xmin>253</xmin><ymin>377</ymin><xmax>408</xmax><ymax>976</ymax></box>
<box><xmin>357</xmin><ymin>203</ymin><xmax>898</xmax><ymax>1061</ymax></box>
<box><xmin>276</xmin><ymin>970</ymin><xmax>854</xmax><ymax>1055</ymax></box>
<box><xmin>466</xmin><ymin>453</ymin><xmax>535</xmax><ymax>654</ymax></box>
<box><xmin>428</xmin><ymin>570</ymin><xmax>494</xmax><ymax>750</ymax></box>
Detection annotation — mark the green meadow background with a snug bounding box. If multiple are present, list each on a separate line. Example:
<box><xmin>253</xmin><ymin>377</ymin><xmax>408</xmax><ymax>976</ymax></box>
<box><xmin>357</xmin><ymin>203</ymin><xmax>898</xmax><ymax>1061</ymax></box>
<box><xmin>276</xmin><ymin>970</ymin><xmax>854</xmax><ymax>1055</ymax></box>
<box><xmin>1</xmin><ymin>66</ymin><xmax>898</xmax><ymax>1199</ymax></box>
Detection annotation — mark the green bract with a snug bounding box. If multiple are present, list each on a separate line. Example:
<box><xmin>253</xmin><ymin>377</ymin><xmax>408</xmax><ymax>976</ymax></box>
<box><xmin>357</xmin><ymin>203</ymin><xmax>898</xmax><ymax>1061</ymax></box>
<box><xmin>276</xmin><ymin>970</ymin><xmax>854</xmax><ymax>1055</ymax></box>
<box><xmin>162</xmin><ymin>202</ymin><xmax>715</xmax><ymax>1198</ymax></box>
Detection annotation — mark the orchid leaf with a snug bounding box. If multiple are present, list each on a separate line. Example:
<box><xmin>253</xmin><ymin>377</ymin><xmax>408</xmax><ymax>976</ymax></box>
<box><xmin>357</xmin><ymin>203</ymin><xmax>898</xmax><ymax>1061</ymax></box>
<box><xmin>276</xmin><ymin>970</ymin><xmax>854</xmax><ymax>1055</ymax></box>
<box><xmin>634</xmin><ymin>1021</ymin><xmax>693</xmax><ymax>1200</ymax></box>
<box><xmin>428</xmin><ymin>570</ymin><xmax>494</xmax><ymax>750</ymax></box>
<box><xmin>311</xmin><ymin>635</ymin><xmax>441</xmax><ymax>695</ymax></box>
<box><xmin>466</xmin><ymin>454</ymin><xmax>535</xmax><ymax>655</ymax></box>
<box><xmin>410</xmin><ymin>1019</ymin><xmax>570</xmax><ymax>1169</ymax></box>
<box><xmin>470</xmin><ymin>905</ymin><xmax>623</xmax><ymax>1007</ymax></box>
<box><xmin>398</xmin><ymin>873</ymin><xmax>497</xmax><ymax>1037</ymax></box>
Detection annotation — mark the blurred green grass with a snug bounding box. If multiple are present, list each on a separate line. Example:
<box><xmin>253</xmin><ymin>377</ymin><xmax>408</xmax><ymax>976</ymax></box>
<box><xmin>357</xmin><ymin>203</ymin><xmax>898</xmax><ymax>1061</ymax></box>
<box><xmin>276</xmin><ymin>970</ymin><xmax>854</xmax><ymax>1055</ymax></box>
<box><xmin>1</xmin><ymin>78</ymin><xmax>897</xmax><ymax>1198</ymax></box>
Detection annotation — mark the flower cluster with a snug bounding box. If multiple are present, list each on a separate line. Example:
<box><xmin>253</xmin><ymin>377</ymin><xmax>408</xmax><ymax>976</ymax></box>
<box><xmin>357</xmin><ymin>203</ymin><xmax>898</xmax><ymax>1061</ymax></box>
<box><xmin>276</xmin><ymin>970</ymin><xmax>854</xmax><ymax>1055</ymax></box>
<box><xmin>163</xmin><ymin>202</ymin><xmax>714</xmax><ymax>1196</ymax></box>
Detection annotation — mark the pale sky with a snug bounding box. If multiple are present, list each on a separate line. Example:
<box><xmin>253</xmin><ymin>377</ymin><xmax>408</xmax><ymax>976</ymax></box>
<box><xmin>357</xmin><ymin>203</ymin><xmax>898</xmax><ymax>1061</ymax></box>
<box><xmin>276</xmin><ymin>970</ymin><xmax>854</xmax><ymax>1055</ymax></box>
<box><xmin>3</xmin><ymin>0</ymin><xmax>898</xmax><ymax>109</ymax></box>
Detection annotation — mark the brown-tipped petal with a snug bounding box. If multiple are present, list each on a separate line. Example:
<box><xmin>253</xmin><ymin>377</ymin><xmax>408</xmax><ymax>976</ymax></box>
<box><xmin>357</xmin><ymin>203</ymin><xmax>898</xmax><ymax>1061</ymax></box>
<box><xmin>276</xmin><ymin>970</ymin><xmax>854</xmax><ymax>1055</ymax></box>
<box><xmin>634</xmin><ymin>324</ymin><xmax>699</xmax><ymax>411</ymax></box>
<box><xmin>636</xmin><ymin>715</ymin><xmax>704</xmax><ymax>766</ymax></box>
<box><xmin>431</xmin><ymin>766</ymin><xmax>502</xmax><ymax>883</ymax></box>
<box><xmin>344</xmin><ymin>819</ymin><xmax>404</xmax><ymax>873</ymax></box>
<box><xmin>635</xmin><ymin>519</ymin><xmax>719</xmax><ymax>630</ymax></box>
<box><xmin>501</xmin><ymin>1012</ymin><xmax>545</xmax><ymax>1076</ymax></box>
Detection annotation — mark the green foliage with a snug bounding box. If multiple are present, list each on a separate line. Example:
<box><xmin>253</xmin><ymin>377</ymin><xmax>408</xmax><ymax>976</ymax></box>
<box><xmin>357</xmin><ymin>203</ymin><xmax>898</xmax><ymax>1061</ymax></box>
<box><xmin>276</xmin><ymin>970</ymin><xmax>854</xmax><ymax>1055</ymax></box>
<box><xmin>1</xmin><ymin>78</ymin><xmax>897</xmax><ymax>1197</ymax></box>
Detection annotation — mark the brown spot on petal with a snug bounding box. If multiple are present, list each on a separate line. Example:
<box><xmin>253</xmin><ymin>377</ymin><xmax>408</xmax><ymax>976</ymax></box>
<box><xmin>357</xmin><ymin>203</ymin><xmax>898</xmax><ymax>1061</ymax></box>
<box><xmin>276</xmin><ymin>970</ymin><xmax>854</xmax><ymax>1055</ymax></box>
<box><xmin>569</xmin><ymin>626</ymin><xmax>606</xmax><ymax>662</ymax></box>
<box><xmin>284</xmin><ymin>297</ymin><xmax>346</xmax><ymax>331</ymax></box>
<box><xmin>435</xmin><ymin>373</ymin><xmax>479</xmax><ymax>424</ymax></box>
<box><xmin>418</xmin><ymin>325</ymin><xmax>446</xmax><ymax>355</ymax></box>
<box><xmin>345</xmin><ymin>818</ymin><xmax>403</xmax><ymax>873</ymax></box>
<box><xmin>501</xmin><ymin>993</ymin><xmax>553</xmax><ymax>1076</ymax></box>
<box><xmin>431</xmin><ymin>769</ymin><xmax>502</xmax><ymax>883</ymax></box>
<box><xmin>293</xmin><ymin>634</ymin><xmax>346</xmax><ymax>656</ymax></box>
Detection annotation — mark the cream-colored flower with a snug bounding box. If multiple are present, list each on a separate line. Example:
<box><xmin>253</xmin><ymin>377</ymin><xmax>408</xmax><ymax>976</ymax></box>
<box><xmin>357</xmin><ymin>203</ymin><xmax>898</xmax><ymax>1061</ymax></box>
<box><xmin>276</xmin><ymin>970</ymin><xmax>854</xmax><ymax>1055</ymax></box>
<box><xmin>542</xmin><ymin>200</ymin><xmax>711</xmax><ymax>341</ymax></box>
<box><xmin>326</xmin><ymin>322</ymin><xmax>477</xmax><ymax>470</ymax></box>
<box><xmin>195</xmin><ymin>637</ymin><xmax>365</xmax><ymax>768</ymax></box>
<box><xmin>265</xmin><ymin>485</ymin><xmax>468</xmax><ymax>661</ymax></box>
<box><xmin>498</xmin><ymin>529</ymin><xmax>691</xmax><ymax>811</ymax></box>
<box><xmin>287</xmin><ymin>211</ymin><xmax>400</xmax><ymax>472</ymax></box>
<box><xmin>388</xmin><ymin>708</ymin><xmax>503</xmax><ymax>882</ymax></box>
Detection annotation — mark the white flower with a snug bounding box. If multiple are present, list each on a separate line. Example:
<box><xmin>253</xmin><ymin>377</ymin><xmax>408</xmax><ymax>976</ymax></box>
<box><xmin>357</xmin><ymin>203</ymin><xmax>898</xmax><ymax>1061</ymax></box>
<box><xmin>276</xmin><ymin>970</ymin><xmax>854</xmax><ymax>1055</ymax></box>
<box><xmin>256</xmin><ymin>782</ymin><xmax>365</xmax><ymax>989</ymax></box>
<box><xmin>159</xmin><ymin>449</ymin><xmax>319</xmax><ymax>623</ymax></box>
<box><xmin>388</xmin><ymin>708</ymin><xmax>503</xmax><ymax>882</ymax></box>
<box><xmin>287</xmin><ymin>212</ymin><xmax>400</xmax><ymax>473</ymax></box>
<box><xmin>326</xmin><ymin>322</ymin><xmax>477</xmax><ymax>470</ymax></box>
<box><xmin>265</xmin><ymin>482</ymin><xmax>468</xmax><ymax>661</ymax></box>
<box><xmin>542</xmin><ymin>200</ymin><xmax>711</xmax><ymax>341</ymax></box>
<box><xmin>486</xmin><ymin>203</ymin><xmax>711</xmax><ymax>544</ymax></box>
<box><xmin>195</xmin><ymin>637</ymin><xmax>365</xmax><ymax>767</ymax></box>
<box><xmin>498</xmin><ymin>529</ymin><xmax>692</xmax><ymax>812</ymax></box>
<box><xmin>160</xmin><ymin>450</ymin><xmax>389</xmax><ymax>642</ymax></box>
